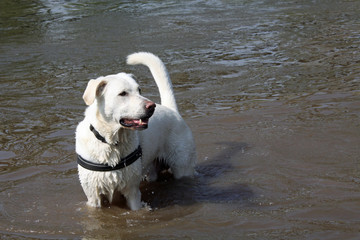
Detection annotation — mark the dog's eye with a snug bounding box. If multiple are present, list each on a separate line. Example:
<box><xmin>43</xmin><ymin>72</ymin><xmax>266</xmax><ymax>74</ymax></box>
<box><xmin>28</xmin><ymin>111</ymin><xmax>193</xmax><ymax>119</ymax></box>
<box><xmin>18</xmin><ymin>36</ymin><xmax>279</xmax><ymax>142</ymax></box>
<box><xmin>119</xmin><ymin>91</ymin><xmax>128</xmax><ymax>96</ymax></box>
<box><xmin>138</xmin><ymin>88</ymin><xmax>142</xmax><ymax>94</ymax></box>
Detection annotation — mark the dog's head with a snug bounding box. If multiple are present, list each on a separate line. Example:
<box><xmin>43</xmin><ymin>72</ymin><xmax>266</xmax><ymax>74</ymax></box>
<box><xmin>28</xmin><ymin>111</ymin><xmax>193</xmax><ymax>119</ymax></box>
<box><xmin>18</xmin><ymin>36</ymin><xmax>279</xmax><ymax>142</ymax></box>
<box><xmin>82</xmin><ymin>73</ymin><xmax>156</xmax><ymax>130</ymax></box>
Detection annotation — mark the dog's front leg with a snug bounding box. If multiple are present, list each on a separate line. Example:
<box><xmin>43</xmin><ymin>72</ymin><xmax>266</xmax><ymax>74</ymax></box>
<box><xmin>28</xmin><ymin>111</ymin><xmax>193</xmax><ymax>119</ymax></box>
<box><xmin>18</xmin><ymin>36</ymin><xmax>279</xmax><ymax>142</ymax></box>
<box><xmin>123</xmin><ymin>186</ymin><xmax>141</xmax><ymax>210</ymax></box>
<box><xmin>83</xmin><ymin>188</ymin><xmax>103</xmax><ymax>208</ymax></box>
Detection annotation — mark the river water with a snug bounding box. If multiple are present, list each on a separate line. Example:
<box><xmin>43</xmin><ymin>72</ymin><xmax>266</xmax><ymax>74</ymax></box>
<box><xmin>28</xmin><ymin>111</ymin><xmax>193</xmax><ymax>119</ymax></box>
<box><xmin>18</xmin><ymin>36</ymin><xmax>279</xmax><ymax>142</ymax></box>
<box><xmin>1</xmin><ymin>0</ymin><xmax>360</xmax><ymax>239</ymax></box>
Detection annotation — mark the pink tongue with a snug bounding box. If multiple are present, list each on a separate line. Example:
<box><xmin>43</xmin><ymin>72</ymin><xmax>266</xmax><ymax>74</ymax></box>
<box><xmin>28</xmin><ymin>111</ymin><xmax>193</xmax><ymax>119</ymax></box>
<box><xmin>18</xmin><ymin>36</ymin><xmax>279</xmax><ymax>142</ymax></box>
<box><xmin>133</xmin><ymin>119</ymin><xmax>141</xmax><ymax>125</ymax></box>
<box><xmin>128</xmin><ymin>119</ymin><xmax>148</xmax><ymax>126</ymax></box>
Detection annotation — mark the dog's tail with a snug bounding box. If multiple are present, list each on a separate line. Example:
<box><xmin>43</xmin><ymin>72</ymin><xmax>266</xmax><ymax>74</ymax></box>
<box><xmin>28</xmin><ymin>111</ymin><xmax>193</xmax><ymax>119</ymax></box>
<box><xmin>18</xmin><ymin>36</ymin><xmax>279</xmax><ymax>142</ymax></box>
<box><xmin>127</xmin><ymin>52</ymin><xmax>178</xmax><ymax>112</ymax></box>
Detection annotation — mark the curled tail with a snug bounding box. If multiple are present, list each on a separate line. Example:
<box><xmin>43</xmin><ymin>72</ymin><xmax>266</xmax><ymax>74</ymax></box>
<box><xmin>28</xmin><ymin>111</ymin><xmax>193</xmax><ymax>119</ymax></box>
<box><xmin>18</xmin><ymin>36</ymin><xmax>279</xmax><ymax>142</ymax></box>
<box><xmin>127</xmin><ymin>52</ymin><xmax>178</xmax><ymax>112</ymax></box>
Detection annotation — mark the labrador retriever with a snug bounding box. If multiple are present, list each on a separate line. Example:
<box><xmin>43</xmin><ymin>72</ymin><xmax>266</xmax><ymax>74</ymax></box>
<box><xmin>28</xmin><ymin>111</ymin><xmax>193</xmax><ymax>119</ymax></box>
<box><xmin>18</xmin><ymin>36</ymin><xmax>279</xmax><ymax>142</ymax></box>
<box><xmin>75</xmin><ymin>52</ymin><xmax>196</xmax><ymax>210</ymax></box>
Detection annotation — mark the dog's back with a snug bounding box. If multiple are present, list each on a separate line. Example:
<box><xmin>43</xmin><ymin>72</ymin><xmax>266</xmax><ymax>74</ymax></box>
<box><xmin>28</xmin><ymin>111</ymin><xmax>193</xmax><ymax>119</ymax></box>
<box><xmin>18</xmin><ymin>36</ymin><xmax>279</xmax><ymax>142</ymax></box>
<box><xmin>128</xmin><ymin>52</ymin><xmax>197</xmax><ymax>180</ymax></box>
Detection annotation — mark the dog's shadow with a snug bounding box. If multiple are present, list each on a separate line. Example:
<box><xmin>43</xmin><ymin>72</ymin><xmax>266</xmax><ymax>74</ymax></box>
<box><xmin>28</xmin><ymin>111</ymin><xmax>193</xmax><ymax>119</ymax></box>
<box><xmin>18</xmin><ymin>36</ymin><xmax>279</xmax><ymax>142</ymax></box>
<box><xmin>136</xmin><ymin>141</ymin><xmax>253</xmax><ymax>209</ymax></box>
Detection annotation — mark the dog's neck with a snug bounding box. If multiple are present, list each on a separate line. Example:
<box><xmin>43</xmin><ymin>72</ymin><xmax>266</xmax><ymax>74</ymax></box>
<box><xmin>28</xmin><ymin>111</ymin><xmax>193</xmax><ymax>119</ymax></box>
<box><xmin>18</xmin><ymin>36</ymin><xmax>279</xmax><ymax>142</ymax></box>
<box><xmin>90</xmin><ymin>110</ymin><xmax>121</xmax><ymax>145</ymax></box>
<box><xmin>85</xmin><ymin>104</ymin><xmax>138</xmax><ymax>149</ymax></box>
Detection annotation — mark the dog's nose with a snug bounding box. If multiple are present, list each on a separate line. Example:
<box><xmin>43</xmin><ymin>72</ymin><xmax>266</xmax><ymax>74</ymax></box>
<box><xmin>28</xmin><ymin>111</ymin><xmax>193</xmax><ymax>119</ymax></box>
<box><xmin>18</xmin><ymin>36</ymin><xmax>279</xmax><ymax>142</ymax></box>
<box><xmin>145</xmin><ymin>101</ymin><xmax>156</xmax><ymax>111</ymax></box>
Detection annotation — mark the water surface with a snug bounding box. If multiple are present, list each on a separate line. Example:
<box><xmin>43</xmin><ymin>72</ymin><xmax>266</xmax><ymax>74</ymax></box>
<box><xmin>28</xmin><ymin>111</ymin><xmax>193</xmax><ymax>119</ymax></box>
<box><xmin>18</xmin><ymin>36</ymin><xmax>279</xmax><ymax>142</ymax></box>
<box><xmin>1</xmin><ymin>0</ymin><xmax>360</xmax><ymax>239</ymax></box>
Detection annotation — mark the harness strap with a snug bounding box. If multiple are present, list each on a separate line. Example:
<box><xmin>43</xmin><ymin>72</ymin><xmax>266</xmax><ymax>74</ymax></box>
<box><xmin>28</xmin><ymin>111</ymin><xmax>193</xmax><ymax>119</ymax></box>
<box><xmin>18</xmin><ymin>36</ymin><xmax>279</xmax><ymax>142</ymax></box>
<box><xmin>77</xmin><ymin>146</ymin><xmax>142</xmax><ymax>171</ymax></box>
<box><xmin>89</xmin><ymin>124</ymin><xmax>108</xmax><ymax>144</ymax></box>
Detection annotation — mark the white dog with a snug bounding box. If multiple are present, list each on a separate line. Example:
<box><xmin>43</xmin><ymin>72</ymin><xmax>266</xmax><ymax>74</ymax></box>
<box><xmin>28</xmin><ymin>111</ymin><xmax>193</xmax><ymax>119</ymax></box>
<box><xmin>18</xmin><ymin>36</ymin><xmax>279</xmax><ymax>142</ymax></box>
<box><xmin>75</xmin><ymin>52</ymin><xmax>196</xmax><ymax>210</ymax></box>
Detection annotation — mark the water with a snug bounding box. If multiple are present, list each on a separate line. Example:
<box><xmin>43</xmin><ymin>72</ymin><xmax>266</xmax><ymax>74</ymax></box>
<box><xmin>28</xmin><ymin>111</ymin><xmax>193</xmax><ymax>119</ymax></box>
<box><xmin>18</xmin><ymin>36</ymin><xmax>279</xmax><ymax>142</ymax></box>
<box><xmin>1</xmin><ymin>0</ymin><xmax>360</xmax><ymax>239</ymax></box>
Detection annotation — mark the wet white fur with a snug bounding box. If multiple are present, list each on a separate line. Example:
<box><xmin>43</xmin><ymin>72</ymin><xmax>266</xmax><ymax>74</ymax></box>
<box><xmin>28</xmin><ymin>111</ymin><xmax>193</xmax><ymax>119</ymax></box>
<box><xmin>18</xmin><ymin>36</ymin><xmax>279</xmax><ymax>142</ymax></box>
<box><xmin>76</xmin><ymin>52</ymin><xmax>196</xmax><ymax>210</ymax></box>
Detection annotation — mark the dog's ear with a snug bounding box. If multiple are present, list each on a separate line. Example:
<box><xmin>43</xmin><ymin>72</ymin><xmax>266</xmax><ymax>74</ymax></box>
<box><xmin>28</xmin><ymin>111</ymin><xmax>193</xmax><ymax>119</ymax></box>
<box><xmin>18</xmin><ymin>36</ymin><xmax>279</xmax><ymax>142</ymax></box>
<box><xmin>82</xmin><ymin>79</ymin><xmax>107</xmax><ymax>105</ymax></box>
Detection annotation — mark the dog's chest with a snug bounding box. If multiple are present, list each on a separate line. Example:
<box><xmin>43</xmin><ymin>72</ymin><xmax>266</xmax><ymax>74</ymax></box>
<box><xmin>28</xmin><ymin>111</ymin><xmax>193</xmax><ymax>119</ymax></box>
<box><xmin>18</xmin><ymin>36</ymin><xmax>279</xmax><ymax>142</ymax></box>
<box><xmin>78</xmin><ymin>159</ymin><xmax>142</xmax><ymax>191</ymax></box>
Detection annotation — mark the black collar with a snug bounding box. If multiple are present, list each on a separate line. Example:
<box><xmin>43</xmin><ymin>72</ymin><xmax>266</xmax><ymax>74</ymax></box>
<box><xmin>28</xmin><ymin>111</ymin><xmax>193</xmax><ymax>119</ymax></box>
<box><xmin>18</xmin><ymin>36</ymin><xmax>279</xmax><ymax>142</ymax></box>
<box><xmin>77</xmin><ymin>146</ymin><xmax>142</xmax><ymax>171</ymax></box>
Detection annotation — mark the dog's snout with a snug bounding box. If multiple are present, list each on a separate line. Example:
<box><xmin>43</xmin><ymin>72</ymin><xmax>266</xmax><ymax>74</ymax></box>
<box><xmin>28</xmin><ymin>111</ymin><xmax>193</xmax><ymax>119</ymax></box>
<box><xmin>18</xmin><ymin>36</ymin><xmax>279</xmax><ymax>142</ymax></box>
<box><xmin>145</xmin><ymin>101</ymin><xmax>156</xmax><ymax>111</ymax></box>
<box><xmin>144</xmin><ymin>101</ymin><xmax>156</xmax><ymax>118</ymax></box>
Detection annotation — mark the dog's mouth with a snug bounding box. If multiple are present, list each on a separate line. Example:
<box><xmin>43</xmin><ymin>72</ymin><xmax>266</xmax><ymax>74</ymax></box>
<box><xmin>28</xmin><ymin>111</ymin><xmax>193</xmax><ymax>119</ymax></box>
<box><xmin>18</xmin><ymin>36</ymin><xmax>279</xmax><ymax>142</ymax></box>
<box><xmin>120</xmin><ymin>117</ymin><xmax>150</xmax><ymax>129</ymax></box>
<box><xmin>120</xmin><ymin>102</ymin><xmax>155</xmax><ymax>130</ymax></box>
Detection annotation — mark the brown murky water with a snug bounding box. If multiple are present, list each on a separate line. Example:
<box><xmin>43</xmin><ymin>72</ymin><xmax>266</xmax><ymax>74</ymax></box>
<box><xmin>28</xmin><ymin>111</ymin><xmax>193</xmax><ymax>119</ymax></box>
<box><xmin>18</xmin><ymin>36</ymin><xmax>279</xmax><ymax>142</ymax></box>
<box><xmin>1</xmin><ymin>0</ymin><xmax>360</xmax><ymax>239</ymax></box>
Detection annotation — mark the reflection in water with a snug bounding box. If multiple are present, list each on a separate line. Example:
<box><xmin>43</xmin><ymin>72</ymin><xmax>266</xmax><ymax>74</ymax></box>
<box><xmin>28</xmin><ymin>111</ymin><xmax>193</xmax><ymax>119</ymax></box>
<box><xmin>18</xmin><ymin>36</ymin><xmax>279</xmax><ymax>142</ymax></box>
<box><xmin>0</xmin><ymin>0</ymin><xmax>360</xmax><ymax>239</ymax></box>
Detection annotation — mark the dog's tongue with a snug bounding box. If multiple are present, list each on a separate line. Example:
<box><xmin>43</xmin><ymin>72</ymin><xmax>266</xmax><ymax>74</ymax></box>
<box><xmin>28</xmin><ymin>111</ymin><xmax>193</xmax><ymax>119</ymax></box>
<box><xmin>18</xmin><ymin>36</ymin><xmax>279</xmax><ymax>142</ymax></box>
<box><xmin>133</xmin><ymin>119</ymin><xmax>148</xmax><ymax>126</ymax></box>
<box><xmin>121</xmin><ymin>118</ymin><xmax>149</xmax><ymax>128</ymax></box>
